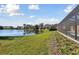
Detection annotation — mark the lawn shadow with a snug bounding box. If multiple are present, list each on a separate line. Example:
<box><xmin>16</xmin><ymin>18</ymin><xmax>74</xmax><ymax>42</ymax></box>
<box><xmin>0</xmin><ymin>36</ymin><xmax>15</xmax><ymax>40</ymax></box>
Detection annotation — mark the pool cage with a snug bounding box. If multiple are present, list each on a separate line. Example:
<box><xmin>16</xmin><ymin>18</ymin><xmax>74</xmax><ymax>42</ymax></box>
<box><xmin>57</xmin><ymin>5</ymin><xmax>79</xmax><ymax>40</ymax></box>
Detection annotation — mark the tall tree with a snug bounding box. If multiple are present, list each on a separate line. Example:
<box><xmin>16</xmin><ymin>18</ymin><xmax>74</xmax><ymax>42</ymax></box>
<box><xmin>34</xmin><ymin>25</ymin><xmax>39</xmax><ymax>34</ymax></box>
<box><xmin>0</xmin><ymin>26</ymin><xmax>3</xmax><ymax>30</ymax></box>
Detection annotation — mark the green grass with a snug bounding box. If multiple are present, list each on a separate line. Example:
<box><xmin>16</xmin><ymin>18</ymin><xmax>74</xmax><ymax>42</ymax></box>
<box><xmin>0</xmin><ymin>30</ymin><xmax>52</xmax><ymax>55</ymax></box>
<box><xmin>0</xmin><ymin>31</ymin><xmax>79</xmax><ymax>55</ymax></box>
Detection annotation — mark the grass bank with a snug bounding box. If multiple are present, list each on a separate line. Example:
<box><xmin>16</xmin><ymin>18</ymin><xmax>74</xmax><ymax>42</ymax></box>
<box><xmin>0</xmin><ymin>31</ymin><xmax>79</xmax><ymax>55</ymax></box>
<box><xmin>0</xmin><ymin>30</ymin><xmax>53</xmax><ymax>55</ymax></box>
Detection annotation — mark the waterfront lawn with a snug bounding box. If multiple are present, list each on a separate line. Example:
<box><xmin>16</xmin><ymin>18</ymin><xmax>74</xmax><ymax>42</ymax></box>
<box><xmin>0</xmin><ymin>31</ymin><xmax>79</xmax><ymax>55</ymax></box>
<box><xmin>0</xmin><ymin>30</ymin><xmax>52</xmax><ymax>55</ymax></box>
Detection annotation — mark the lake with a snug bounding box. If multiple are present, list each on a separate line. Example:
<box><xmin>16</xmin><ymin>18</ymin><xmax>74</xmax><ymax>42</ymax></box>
<box><xmin>0</xmin><ymin>30</ymin><xmax>35</xmax><ymax>36</ymax></box>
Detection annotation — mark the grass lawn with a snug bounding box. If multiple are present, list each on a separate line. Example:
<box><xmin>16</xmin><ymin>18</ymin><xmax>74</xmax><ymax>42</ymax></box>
<box><xmin>0</xmin><ymin>31</ymin><xmax>79</xmax><ymax>55</ymax></box>
<box><xmin>0</xmin><ymin>30</ymin><xmax>53</xmax><ymax>55</ymax></box>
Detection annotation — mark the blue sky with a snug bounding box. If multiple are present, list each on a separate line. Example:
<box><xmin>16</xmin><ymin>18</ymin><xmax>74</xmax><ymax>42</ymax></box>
<box><xmin>0</xmin><ymin>4</ymin><xmax>77</xmax><ymax>27</ymax></box>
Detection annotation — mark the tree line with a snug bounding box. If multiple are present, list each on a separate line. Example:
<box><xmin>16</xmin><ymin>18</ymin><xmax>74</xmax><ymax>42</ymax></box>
<box><xmin>0</xmin><ymin>23</ymin><xmax>57</xmax><ymax>34</ymax></box>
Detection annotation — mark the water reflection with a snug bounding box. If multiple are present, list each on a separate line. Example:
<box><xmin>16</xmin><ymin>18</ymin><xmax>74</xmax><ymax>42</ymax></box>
<box><xmin>0</xmin><ymin>30</ymin><xmax>35</xmax><ymax>36</ymax></box>
<box><xmin>23</xmin><ymin>30</ymin><xmax>26</xmax><ymax>35</ymax></box>
<box><xmin>23</xmin><ymin>30</ymin><xmax>34</xmax><ymax>35</ymax></box>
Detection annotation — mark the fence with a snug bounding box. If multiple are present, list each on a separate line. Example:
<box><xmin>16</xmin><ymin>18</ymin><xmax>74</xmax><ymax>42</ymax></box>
<box><xmin>57</xmin><ymin>5</ymin><xmax>79</xmax><ymax>40</ymax></box>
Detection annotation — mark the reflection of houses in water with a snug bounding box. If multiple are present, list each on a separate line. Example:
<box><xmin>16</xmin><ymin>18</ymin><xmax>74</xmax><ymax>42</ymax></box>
<box><xmin>23</xmin><ymin>29</ymin><xmax>27</xmax><ymax>35</ymax></box>
<box><xmin>23</xmin><ymin>24</ymin><xmax>26</xmax><ymax>35</ymax></box>
<box><xmin>23</xmin><ymin>24</ymin><xmax>33</xmax><ymax>35</ymax></box>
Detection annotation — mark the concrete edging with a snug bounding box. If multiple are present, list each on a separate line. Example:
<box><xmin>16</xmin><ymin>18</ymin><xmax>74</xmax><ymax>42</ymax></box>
<box><xmin>57</xmin><ymin>31</ymin><xmax>79</xmax><ymax>44</ymax></box>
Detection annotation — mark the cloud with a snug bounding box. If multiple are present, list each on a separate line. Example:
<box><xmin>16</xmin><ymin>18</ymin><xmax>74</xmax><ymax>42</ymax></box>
<box><xmin>0</xmin><ymin>5</ymin><xmax>5</xmax><ymax>8</ymax></box>
<box><xmin>28</xmin><ymin>4</ymin><xmax>40</xmax><ymax>10</ymax></box>
<box><xmin>64</xmin><ymin>4</ymin><xmax>76</xmax><ymax>13</ymax></box>
<box><xmin>32</xmin><ymin>18</ymin><xmax>59</xmax><ymax>25</ymax></box>
<box><xmin>9</xmin><ymin>12</ymin><xmax>24</xmax><ymax>16</ymax></box>
<box><xmin>29</xmin><ymin>15</ymin><xmax>35</xmax><ymax>18</ymax></box>
<box><xmin>0</xmin><ymin>4</ymin><xmax>24</xmax><ymax>16</ymax></box>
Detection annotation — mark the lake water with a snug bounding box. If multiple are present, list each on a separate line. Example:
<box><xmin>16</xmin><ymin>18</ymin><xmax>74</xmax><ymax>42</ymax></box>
<box><xmin>0</xmin><ymin>30</ymin><xmax>35</xmax><ymax>36</ymax></box>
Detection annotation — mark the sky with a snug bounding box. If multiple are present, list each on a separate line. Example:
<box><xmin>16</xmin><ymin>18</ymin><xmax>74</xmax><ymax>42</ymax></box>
<box><xmin>0</xmin><ymin>4</ymin><xmax>77</xmax><ymax>27</ymax></box>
